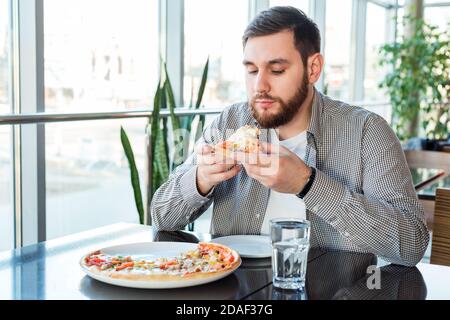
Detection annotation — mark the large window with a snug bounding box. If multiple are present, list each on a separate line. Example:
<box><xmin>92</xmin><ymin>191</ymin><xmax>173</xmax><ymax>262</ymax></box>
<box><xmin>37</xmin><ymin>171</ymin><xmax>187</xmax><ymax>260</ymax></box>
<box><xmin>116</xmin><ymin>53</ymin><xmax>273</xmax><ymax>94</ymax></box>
<box><xmin>324</xmin><ymin>0</ymin><xmax>352</xmax><ymax>101</ymax></box>
<box><xmin>44</xmin><ymin>0</ymin><xmax>159</xmax><ymax>112</ymax></box>
<box><xmin>396</xmin><ymin>0</ymin><xmax>450</xmax><ymax>38</ymax></box>
<box><xmin>0</xmin><ymin>126</ymin><xmax>13</xmax><ymax>251</ymax></box>
<box><xmin>0</xmin><ymin>0</ymin><xmax>13</xmax><ymax>252</ymax></box>
<box><xmin>45</xmin><ymin>119</ymin><xmax>145</xmax><ymax>240</ymax></box>
<box><xmin>364</xmin><ymin>1</ymin><xmax>389</xmax><ymax>102</ymax></box>
<box><xmin>43</xmin><ymin>0</ymin><xmax>159</xmax><ymax>239</ymax></box>
<box><xmin>184</xmin><ymin>0</ymin><xmax>248</xmax><ymax>108</ymax></box>
<box><xmin>0</xmin><ymin>0</ymin><xmax>11</xmax><ymax>114</ymax></box>
<box><xmin>424</xmin><ymin>3</ymin><xmax>450</xmax><ymax>31</ymax></box>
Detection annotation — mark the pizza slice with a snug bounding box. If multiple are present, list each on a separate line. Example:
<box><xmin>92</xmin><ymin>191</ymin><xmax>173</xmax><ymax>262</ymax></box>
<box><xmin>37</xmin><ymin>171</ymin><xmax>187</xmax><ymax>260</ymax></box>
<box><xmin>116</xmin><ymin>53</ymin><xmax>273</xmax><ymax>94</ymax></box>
<box><xmin>214</xmin><ymin>125</ymin><xmax>260</xmax><ymax>158</ymax></box>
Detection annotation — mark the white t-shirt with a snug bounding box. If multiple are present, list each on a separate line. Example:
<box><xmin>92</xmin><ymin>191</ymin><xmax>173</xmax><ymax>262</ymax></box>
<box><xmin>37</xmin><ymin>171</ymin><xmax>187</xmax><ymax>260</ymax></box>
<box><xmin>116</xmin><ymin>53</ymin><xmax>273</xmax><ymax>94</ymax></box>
<box><xmin>260</xmin><ymin>129</ymin><xmax>308</xmax><ymax>235</ymax></box>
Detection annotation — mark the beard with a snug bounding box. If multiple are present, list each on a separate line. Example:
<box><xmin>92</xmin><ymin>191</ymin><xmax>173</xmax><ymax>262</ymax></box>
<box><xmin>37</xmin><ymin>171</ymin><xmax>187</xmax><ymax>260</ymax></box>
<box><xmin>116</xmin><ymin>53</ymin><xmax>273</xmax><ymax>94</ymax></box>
<box><xmin>250</xmin><ymin>73</ymin><xmax>309</xmax><ymax>129</ymax></box>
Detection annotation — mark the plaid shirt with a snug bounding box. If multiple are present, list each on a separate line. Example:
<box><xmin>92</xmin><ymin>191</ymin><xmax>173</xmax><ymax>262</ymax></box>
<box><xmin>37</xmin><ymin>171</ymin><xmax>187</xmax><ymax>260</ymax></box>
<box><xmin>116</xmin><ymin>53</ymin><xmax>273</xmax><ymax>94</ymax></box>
<box><xmin>151</xmin><ymin>88</ymin><xmax>429</xmax><ymax>266</ymax></box>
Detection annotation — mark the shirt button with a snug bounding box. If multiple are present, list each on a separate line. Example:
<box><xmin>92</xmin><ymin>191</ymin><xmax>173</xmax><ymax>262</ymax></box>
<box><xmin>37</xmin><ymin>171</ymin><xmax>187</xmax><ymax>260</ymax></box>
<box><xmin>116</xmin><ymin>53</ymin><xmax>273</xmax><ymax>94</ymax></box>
<box><xmin>256</xmin><ymin>214</ymin><xmax>261</xmax><ymax>218</ymax></box>
<box><xmin>311</xmin><ymin>205</ymin><xmax>319</xmax><ymax>213</ymax></box>
<box><xmin>344</xmin><ymin>232</ymin><xmax>350</xmax><ymax>238</ymax></box>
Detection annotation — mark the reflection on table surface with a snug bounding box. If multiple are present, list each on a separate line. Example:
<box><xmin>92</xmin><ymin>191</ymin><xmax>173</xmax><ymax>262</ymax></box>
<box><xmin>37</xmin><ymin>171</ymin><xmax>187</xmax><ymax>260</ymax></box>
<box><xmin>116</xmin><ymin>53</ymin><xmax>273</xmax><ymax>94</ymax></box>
<box><xmin>1</xmin><ymin>223</ymin><xmax>449</xmax><ymax>300</ymax></box>
<box><xmin>409</xmin><ymin>167</ymin><xmax>445</xmax><ymax>189</ymax></box>
<box><xmin>246</xmin><ymin>249</ymin><xmax>427</xmax><ymax>300</ymax></box>
<box><xmin>417</xmin><ymin>174</ymin><xmax>450</xmax><ymax>200</ymax></box>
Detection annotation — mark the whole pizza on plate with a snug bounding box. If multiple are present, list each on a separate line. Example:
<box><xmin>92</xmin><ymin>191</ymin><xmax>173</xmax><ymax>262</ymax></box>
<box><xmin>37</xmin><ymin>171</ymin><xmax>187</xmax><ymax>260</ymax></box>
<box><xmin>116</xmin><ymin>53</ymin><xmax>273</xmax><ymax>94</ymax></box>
<box><xmin>80</xmin><ymin>242</ymin><xmax>241</xmax><ymax>286</ymax></box>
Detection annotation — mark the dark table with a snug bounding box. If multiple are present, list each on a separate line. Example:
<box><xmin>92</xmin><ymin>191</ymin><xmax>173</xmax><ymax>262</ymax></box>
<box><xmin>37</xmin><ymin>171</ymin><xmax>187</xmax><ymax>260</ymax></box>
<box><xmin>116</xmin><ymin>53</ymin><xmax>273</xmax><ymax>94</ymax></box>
<box><xmin>1</xmin><ymin>223</ymin><xmax>450</xmax><ymax>300</ymax></box>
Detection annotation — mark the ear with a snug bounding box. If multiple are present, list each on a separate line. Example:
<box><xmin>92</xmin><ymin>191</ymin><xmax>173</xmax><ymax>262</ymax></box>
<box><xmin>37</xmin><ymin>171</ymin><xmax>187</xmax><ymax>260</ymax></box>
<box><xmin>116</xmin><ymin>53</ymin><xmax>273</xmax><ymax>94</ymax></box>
<box><xmin>307</xmin><ymin>53</ymin><xmax>324</xmax><ymax>84</ymax></box>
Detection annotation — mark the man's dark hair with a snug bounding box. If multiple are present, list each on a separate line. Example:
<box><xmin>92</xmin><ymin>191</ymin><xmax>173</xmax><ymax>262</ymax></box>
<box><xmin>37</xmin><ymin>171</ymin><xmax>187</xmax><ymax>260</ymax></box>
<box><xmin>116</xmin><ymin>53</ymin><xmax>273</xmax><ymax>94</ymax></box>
<box><xmin>242</xmin><ymin>6</ymin><xmax>321</xmax><ymax>66</ymax></box>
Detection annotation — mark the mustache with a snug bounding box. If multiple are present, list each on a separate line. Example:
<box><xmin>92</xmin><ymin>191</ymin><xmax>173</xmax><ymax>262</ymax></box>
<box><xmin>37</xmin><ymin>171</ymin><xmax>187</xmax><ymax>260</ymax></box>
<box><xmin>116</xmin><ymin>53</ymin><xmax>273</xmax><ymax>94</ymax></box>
<box><xmin>252</xmin><ymin>93</ymin><xmax>281</xmax><ymax>102</ymax></box>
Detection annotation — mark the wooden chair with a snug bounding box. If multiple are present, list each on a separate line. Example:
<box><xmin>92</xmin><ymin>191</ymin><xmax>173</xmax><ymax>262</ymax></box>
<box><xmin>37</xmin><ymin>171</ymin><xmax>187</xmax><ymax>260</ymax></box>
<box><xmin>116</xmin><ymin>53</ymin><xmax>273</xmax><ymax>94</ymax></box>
<box><xmin>430</xmin><ymin>188</ymin><xmax>450</xmax><ymax>266</ymax></box>
<box><xmin>404</xmin><ymin>150</ymin><xmax>450</xmax><ymax>231</ymax></box>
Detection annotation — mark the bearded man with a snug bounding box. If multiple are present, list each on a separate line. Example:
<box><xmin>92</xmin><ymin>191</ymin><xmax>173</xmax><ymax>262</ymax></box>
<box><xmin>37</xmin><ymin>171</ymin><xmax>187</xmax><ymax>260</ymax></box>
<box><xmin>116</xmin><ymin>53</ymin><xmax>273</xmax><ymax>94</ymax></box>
<box><xmin>151</xmin><ymin>6</ymin><xmax>429</xmax><ymax>267</ymax></box>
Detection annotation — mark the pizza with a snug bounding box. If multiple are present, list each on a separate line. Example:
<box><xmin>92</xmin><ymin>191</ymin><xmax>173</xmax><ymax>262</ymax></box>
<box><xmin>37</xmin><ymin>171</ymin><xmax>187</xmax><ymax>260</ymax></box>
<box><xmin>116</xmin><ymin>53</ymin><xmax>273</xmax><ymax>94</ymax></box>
<box><xmin>214</xmin><ymin>125</ymin><xmax>260</xmax><ymax>157</ymax></box>
<box><xmin>80</xmin><ymin>242</ymin><xmax>241</xmax><ymax>282</ymax></box>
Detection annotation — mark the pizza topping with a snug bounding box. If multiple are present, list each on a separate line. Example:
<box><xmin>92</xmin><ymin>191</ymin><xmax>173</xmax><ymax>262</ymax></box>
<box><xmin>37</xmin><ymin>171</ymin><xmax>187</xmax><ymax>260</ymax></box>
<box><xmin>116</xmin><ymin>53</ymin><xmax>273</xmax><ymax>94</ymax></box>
<box><xmin>82</xmin><ymin>243</ymin><xmax>239</xmax><ymax>277</ymax></box>
<box><xmin>216</xmin><ymin>125</ymin><xmax>260</xmax><ymax>153</ymax></box>
<box><xmin>115</xmin><ymin>262</ymin><xmax>134</xmax><ymax>271</ymax></box>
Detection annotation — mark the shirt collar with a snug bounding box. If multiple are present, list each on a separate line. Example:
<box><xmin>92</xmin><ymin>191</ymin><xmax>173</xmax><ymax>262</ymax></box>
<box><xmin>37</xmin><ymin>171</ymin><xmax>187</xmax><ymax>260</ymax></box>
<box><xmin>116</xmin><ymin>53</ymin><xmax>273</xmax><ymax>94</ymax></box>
<box><xmin>306</xmin><ymin>87</ymin><xmax>323</xmax><ymax>147</ymax></box>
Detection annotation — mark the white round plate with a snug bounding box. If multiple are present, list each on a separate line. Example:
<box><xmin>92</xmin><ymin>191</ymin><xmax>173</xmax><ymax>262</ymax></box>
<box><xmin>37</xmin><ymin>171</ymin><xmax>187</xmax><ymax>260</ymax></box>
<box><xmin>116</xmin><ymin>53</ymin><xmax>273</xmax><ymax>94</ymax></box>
<box><xmin>79</xmin><ymin>242</ymin><xmax>241</xmax><ymax>289</ymax></box>
<box><xmin>210</xmin><ymin>235</ymin><xmax>272</xmax><ymax>258</ymax></box>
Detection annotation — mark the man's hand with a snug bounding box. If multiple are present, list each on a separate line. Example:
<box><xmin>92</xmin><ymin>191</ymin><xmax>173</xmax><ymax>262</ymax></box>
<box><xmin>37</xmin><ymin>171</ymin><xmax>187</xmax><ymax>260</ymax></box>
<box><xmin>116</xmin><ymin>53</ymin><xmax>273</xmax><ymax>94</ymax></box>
<box><xmin>195</xmin><ymin>144</ymin><xmax>241</xmax><ymax>196</ymax></box>
<box><xmin>240</xmin><ymin>142</ymin><xmax>312</xmax><ymax>194</ymax></box>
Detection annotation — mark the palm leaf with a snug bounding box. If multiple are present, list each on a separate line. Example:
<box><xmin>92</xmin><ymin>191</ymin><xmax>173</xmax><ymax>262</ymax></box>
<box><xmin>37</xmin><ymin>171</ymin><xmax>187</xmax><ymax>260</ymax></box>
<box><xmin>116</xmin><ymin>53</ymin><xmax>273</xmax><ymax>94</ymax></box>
<box><xmin>120</xmin><ymin>126</ymin><xmax>144</xmax><ymax>224</ymax></box>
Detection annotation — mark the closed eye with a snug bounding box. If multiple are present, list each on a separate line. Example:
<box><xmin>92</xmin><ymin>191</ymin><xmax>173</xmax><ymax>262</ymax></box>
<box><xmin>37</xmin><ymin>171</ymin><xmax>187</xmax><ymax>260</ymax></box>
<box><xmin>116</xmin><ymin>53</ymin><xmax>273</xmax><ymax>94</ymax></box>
<box><xmin>271</xmin><ymin>70</ymin><xmax>285</xmax><ymax>75</ymax></box>
<box><xmin>247</xmin><ymin>70</ymin><xmax>258</xmax><ymax>75</ymax></box>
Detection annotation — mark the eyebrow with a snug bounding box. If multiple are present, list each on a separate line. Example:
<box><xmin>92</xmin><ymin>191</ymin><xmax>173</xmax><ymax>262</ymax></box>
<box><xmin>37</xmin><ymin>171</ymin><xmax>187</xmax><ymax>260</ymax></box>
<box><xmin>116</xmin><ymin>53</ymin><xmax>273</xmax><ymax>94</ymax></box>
<box><xmin>242</xmin><ymin>58</ymin><xmax>290</xmax><ymax>66</ymax></box>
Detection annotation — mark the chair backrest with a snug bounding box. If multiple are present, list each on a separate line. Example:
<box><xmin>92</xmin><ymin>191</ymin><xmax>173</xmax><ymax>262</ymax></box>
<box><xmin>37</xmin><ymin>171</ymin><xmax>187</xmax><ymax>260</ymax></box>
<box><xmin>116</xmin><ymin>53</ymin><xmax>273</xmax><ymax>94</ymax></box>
<box><xmin>430</xmin><ymin>188</ymin><xmax>450</xmax><ymax>266</ymax></box>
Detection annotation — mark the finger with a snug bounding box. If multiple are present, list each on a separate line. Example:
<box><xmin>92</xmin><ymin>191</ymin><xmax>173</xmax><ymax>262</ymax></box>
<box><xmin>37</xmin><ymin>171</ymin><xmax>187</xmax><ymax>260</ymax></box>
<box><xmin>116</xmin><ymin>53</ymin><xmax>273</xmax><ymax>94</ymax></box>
<box><xmin>260</xmin><ymin>141</ymin><xmax>291</xmax><ymax>156</ymax></box>
<box><xmin>210</xmin><ymin>165</ymin><xmax>242</xmax><ymax>183</ymax></box>
<box><xmin>244</xmin><ymin>163</ymin><xmax>262</xmax><ymax>177</ymax></box>
<box><xmin>212</xmin><ymin>149</ymin><xmax>236</xmax><ymax>165</ymax></box>
<box><xmin>206</xmin><ymin>162</ymin><xmax>237</xmax><ymax>174</ymax></box>
<box><xmin>245</xmin><ymin>158</ymin><xmax>280</xmax><ymax>176</ymax></box>
<box><xmin>232</xmin><ymin>151</ymin><xmax>258</xmax><ymax>165</ymax></box>
<box><xmin>195</xmin><ymin>143</ymin><xmax>214</xmax><ymax>155</ymax></box>
<box><xmin>257</xmin><ymin>152</ymin><xmax>274</xmax><ymax>167</ymax></box>
<box><xmin>197</xmin><ymin>153</ymin><xmax>216</xmax><ymax>165</ymax></box>
<box><xmin>242</xmin><ymin>164</ymin><xmax>271</xmax><ymax>184</ymax></box>
<box><xmin>259</xmin><ymin>141</ymin><xmax>277</xmax><ymax>154</ymax></box>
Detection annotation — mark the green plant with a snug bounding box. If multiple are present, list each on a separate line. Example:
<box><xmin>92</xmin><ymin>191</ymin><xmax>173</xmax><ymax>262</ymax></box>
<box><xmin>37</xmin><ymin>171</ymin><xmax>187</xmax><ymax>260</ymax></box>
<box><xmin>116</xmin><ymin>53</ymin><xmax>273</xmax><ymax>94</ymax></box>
<box><xmin>378</xmin><ymin>16</ymin><xmax>449</xmax><ymax>141</ymax></box>
<box><xmin>121</xmin><ymin>59</ymin><xmax>209</xmax><ymax>225</ymax></box>
<box><xmin>120</xmin><ymin>126</ymin><xmax>144</xmax><ymax>224</ymax></box>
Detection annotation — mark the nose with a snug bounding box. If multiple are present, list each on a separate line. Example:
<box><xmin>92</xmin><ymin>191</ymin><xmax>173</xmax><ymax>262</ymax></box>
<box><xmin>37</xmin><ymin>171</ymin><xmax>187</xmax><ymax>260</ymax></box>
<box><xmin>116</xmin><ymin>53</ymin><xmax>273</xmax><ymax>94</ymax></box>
<box><xmin>254</xmin><ymin>71</ymin><xmax>270</xmax><ymax>94</ymax></box>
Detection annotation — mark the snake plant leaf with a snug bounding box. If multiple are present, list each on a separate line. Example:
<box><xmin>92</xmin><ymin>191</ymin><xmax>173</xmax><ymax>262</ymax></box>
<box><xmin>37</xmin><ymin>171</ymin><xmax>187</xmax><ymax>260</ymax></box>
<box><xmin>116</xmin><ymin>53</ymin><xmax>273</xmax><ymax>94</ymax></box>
<box><xmin>180</xmin><ymin>77</ymin><xmax>195</xmax><ymax>131</ymax></box>
<box><xmin>150</xmin><ymin>83</ymin><xmax>162</xmax><ymax>156</ymax></box>
<box><xmin>162</xmin><ymin>117</ymin><xmax>171</xmax><ymax>171</ymax></box>
<box><xmin>163</xmin><ymin>63</ymin><xmax>181</xmax><ymax>131</ymax></box>
<box><xmin>154</xmin><ymin>123</ymin><xmax>170</xmax><ymax>186</ymax></box>
<box><xmin>190</xmin><ymin>58</ymin><xmax>209</xmax><ymax>144</ymax></box>
<box><xmin>151</xmin><ymin>159</ymin><xmax>159</xmax><ymax>194</ymax></box>
<box><xmin>195</xmin><ymin>57</ymin><xmax>209</xmax><ymax>109</ymax></box>
<box><xmin>162</xmin><ymin>79</ymin><xmax>184</xmax><ymax>169</ymax></box>
<box><xmin>194</xmin><ymin>114</ymin><xmax>206</xmax><ymax>143</ymax></box>
<box><xmin>120</xmin><ymin>126</ymin><xmax>144</xmax><ymax>225</ymax></box>
<box><xmin>151</xmin><ymin>79</ymin><xmax>170</xmax><ymax>191</ymax></box>
<box><xmin>159</xmin><ymin>82</ymin><xmax>171</xmax><ymax>170</ymax></box>
<box><xmin>181</xmin><ymin>58</ymin><xmax>210</xmax><ymax>133</ymax></box>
